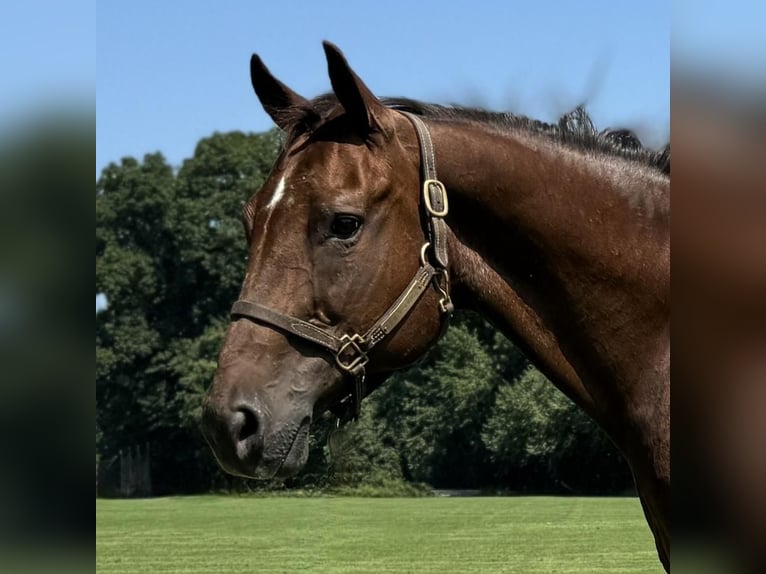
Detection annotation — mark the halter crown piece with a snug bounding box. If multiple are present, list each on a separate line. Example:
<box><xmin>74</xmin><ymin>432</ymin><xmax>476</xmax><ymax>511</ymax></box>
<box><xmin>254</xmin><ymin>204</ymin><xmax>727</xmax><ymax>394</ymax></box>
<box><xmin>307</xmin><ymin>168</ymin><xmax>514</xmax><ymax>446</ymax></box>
<box><xmin>230</xmin><ymin>112</ymin><xmax>453</xmax><ymax>421</ymax></box>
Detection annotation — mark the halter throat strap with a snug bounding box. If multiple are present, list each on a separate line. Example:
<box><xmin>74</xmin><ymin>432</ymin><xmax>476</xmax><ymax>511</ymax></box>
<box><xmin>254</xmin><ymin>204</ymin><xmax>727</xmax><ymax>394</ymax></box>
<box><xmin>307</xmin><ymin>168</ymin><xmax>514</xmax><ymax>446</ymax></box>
<box><xmin>230</xmin><ymin>112</ymin><xmax>452</xmax><ymax>421</ymax></box>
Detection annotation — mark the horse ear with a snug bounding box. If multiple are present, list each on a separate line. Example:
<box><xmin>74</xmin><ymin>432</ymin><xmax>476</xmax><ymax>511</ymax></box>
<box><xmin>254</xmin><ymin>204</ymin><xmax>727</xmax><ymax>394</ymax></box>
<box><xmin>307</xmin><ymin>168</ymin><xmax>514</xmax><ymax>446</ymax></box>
<box><xmin>322</xmin><ymin>41</ymin><xmax>390</xmax><ymax>134</ymax></box>
<box><xmin>250</xmin><ymin>54</ymin><xmax>309</xmax><ymax>130</ymax></box>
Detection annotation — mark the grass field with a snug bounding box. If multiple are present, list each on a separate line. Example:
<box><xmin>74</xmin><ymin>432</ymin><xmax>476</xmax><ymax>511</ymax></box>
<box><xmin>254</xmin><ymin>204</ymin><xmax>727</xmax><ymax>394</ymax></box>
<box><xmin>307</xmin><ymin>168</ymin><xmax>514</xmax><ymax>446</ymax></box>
<box><xmin>96</xmin><ymin>495</ymin><xmax>663</xmax><ymax>573</ymax></box>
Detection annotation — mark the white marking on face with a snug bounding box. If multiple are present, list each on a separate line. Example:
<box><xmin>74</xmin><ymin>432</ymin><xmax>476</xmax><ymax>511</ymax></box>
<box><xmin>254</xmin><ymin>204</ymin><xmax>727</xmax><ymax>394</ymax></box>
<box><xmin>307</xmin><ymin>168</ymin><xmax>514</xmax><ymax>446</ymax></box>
<box><xmin>267</xmin><ymin>175</ymin><xmax>287</xmax><ymax>211</ymax></box>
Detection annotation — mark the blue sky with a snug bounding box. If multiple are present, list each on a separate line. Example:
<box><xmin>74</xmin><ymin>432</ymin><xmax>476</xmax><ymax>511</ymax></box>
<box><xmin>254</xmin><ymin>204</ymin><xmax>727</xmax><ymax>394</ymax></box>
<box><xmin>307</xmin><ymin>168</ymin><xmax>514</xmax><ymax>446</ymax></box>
<box><xmin>0</xmin><ymin>0</ymin><xmax>94</xmax><ymax>126</ymax></box>
<box><xmin>97</xmin><ymin>1</ymin><xmax>671</xmax><ymax>174</ymax></box>
<box><xmin>673</xmin><ymin>0</ymin><xmax>766</xmax><ymax>80</ymax></box>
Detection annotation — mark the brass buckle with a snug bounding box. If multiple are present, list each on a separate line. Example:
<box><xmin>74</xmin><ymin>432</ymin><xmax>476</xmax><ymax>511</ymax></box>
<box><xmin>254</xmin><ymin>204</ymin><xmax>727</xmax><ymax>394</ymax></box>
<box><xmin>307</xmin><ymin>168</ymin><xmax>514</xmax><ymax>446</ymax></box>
<box><xmin>423</xmin><ymin>179</ymin><xmax>449</xmax><ymax>217</ymax></box>
<box><xmin>335</xmin><ymin>333</ymin><xmax>369</xmax><ymax>373</ymax></box>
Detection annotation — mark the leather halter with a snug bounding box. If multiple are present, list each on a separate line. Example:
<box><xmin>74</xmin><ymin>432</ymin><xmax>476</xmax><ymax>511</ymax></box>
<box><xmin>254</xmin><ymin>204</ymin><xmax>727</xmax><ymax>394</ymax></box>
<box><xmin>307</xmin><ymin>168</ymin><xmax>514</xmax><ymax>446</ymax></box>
<box><xmin>230</xmin><ymin>112</ymin><xmax>453</xmax><ymax>421</ymax></box>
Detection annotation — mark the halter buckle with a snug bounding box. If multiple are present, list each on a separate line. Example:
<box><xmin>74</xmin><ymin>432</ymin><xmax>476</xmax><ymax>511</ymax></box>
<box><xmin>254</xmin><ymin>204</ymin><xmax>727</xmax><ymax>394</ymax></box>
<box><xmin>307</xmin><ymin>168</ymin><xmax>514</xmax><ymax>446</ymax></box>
<box><xmin>335</xmin><ymin>333</ymin><xmax>369</xmax><ymax>373</ymax></box>
<box><xmin>423</xmin><ymin>179</ymin><xmax>449</xmax><ymax>217</ymax></box>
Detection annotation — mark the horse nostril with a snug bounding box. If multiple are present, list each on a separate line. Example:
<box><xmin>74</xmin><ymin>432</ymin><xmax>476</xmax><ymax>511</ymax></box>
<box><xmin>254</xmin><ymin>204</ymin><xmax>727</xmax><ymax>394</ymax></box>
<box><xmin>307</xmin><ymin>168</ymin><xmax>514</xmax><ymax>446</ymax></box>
<box><xmin>230</xmin><ymin>401</ymin><xmax>265</xmax><ymax>458</ymax></box>
<box><xmin>236</xmin><ymin>405</ymin><xmax>260</xmax><ymax>443</ymax></box>
<box><xmin>202</xmin><ymin>393</ymin><xmax>268</xmax><ymax>475</ymax></box>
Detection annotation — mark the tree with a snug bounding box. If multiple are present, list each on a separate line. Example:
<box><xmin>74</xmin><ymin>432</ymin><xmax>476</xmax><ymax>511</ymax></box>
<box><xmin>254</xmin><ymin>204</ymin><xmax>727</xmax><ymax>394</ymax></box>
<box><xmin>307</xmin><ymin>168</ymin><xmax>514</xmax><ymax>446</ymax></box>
<box><xmin>373</xmin><ymin>316</ymin><xmax>503</xmax><ymax>487</ymax></box>
<box><xmin>324</xmin><ymin>406</ymin><xmax>406</xmax><ymax>488</ymax></box>
<box><xmin>483</xmin><ymin>367</ymin><xmax>632</xmax><ymax>493</ymax></box>
<box><xmin>97</xmin><ymin>153</ymin><xmax>179</xmax><ymax>492</ymax></box>
<box><xmin>96</xmin><ymin>131</ymin><xmax>281</xmax><ymax>494</ymax></box>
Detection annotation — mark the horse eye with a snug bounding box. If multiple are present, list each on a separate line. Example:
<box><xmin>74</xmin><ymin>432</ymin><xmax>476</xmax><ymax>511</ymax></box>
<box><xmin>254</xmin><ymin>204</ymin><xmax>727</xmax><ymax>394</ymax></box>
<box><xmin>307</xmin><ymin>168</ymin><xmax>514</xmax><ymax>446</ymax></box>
<box><xmin>330</xmin><ymin>214</ymin><xmax>362</xmax><ymax>239</ymax></box>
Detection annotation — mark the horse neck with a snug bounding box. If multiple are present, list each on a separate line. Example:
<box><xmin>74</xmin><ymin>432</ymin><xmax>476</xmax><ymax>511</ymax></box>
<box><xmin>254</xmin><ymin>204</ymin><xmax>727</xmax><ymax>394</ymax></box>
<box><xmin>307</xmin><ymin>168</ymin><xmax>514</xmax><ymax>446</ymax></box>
<box><xmin>430</xmin><ymin>120</ymin><xmax>670</xmax><ymax>425</ymax></box>
<box><xmin>446</xmin><ymin>233</ymin><xmax>600</xmax><ymax>418</ymax></box>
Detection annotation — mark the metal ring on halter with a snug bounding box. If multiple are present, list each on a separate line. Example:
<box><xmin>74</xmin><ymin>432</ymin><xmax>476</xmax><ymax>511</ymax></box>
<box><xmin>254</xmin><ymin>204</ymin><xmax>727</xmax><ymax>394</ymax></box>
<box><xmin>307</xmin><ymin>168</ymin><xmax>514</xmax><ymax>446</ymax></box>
<box><xmin>420</xmin><ymin>242</ymin><xmax>431</xmax><ymax>266</ymax></box>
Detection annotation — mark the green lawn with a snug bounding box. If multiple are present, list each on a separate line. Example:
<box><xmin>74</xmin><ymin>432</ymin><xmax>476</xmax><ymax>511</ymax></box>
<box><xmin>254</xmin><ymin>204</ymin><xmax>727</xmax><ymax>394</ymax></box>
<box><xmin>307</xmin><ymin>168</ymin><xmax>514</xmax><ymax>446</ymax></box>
<box><xmin>96</xmin><ymin>496</ymin><xmax>663</xmax><ymax>573</ymax></box>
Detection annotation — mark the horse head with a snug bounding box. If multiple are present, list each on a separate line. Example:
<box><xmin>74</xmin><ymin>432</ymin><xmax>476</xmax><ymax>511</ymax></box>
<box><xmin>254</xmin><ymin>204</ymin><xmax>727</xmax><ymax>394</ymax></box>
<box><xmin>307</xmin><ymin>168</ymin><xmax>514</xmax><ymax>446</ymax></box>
<box><xmin>202</xmin><ymin>43</ymin><xmax>450</xmax><ymax>479</ymax></box>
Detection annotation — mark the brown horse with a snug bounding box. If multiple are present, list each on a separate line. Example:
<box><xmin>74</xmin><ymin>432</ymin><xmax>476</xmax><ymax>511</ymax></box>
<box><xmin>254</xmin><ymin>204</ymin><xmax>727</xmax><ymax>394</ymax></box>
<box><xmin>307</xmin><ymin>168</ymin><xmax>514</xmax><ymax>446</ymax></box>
<box><xmin>202</xmin><ymin>42</ymin><xmax>670</xmax><ymax>571</ymax></box>
<box><xmin>673</xmin><ymin>84</ymin><xmax>766</xmax><ymax>572</ymax></box>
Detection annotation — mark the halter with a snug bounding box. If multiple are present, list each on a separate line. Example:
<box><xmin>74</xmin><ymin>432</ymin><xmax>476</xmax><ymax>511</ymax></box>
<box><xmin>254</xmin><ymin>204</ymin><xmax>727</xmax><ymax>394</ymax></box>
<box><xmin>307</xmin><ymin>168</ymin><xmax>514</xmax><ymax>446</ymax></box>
<box><xmin>230</xmin><ymin>112</ymin><xmax>453</xmax><ymax>421</ymax></box>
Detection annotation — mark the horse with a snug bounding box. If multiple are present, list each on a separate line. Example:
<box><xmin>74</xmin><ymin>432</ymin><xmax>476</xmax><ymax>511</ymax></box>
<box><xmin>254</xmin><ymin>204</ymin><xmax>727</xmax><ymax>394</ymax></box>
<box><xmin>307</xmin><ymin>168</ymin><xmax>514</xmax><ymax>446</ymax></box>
<box><xmin>673</xmin><ymin>83</ymin><xmax>766</xmax><ymax>572</ymax></box>
<box><xmin>201</xmin><ymin>42</ymin><xmax>670</xmax><ymax>571</ymax></box>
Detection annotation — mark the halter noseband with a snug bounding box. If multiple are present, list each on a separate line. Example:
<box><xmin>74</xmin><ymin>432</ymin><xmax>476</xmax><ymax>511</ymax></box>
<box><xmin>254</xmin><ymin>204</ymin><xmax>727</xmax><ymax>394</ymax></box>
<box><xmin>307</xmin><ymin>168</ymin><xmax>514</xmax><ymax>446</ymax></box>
<box><xmin>229</xmin><ymin>112</ymin><xmax>453</xmax><ymax>421</ymax></box>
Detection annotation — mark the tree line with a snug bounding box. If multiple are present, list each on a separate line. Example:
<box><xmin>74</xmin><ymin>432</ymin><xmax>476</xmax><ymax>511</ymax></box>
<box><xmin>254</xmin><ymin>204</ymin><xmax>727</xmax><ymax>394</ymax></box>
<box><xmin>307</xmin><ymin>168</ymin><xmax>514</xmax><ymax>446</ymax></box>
<box><xmin>96</xmin><ymin>130</ymin><xmax>633</xmax><ymax>496</ymax></box>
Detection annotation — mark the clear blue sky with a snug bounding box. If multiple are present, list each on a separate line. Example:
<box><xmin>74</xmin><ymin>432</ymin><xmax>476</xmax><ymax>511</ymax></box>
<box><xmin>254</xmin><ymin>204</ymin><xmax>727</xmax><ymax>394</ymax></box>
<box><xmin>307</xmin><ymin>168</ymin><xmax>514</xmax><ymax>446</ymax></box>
<box><xmin>97</xmin><ymin>1</ymin><xmax>671</xmax><ymax>174</ymax></box>
<box><xmin>673</xmin><ymin>0</ymin><xmax>766</xmax><ymax>79</ymax></box>
<box><xmin>0</xmin><ymin>0</ymin><xmax>94</xmax><ymax>127</ymax></box>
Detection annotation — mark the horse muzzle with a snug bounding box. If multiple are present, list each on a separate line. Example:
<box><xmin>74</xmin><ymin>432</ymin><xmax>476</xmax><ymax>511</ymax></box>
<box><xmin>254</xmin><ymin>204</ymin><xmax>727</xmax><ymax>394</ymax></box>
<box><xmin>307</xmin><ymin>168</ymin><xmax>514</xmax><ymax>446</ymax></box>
<box><xmin>201</xmin><ymin>381</ymin><xmax>312</xmax><ymax>480</ymax></box>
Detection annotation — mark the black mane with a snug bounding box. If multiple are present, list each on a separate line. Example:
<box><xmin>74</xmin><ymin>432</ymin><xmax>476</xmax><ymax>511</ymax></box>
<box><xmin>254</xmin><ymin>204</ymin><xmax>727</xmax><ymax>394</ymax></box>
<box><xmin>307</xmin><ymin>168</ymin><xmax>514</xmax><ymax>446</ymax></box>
<box><xmin>284</xmin><ymin>94</ymin><xmax>670</xmax><ymax>176</ymax></box>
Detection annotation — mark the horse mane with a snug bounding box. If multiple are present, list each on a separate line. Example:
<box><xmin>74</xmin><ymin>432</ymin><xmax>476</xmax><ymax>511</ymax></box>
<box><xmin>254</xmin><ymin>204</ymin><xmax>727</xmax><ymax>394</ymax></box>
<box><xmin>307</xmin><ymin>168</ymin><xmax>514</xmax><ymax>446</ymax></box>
<box><xmin>283</xmin><ymin>94</ymin><xmax>670</xmax><ymax>176</ymax></box>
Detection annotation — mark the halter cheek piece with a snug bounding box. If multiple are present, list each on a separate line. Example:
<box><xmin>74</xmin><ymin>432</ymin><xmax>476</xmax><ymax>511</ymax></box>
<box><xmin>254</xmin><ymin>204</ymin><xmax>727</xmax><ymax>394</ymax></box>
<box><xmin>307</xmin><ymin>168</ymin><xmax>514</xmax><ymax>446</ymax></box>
<box><xmin>230</xmin><ymin>112</ymin><xmax>453</xmax><ymax>421</ymax></box>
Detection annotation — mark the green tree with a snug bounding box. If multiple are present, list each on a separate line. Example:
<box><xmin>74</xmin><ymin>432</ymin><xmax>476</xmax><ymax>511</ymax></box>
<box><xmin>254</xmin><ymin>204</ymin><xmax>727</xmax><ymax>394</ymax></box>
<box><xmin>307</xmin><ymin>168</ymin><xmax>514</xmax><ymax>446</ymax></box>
<box><xmin>324</xmin><ymin>406</ymin><xmax>406</xmax><ymax>487</ymax></box>
<box><xmin>373</xmin><ymin>317</ymin><xmax>502</xmax><ymax>487</ymax></box>
<box><xmin>97</xmin><ymin>153</ymin><xmax>178</xmax><ymax>493</ymax></box>
<box><xmin>170</xmin><ymin>130</ymin><xmax>282</xmax><ymax>332</ymax></box>
<box><xmin>96</xmin><ymin>131</ymin><xmax>281</xmax><ymax>494</ymax></box>
<box><xmin>483</xmin><ymin>367</ymin><xmax>632</xmax><ymax>493</ymax></box>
